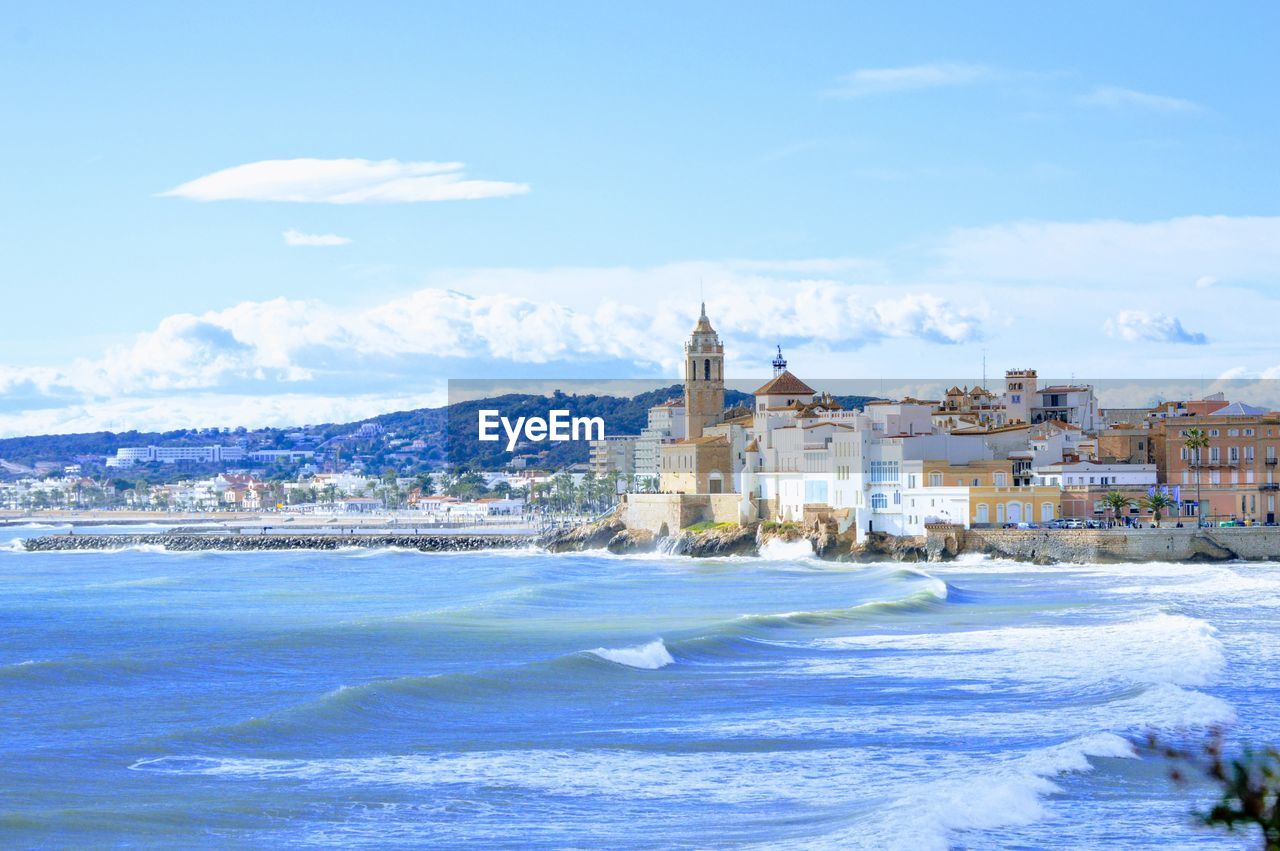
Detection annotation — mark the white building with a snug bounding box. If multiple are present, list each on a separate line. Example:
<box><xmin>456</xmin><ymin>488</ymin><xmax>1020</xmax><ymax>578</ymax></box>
<box><xmin>1031</xmin><ymin>384</ymin><xmax>1100</xmax><ymax>432</ymax></box>
<box><xmin>1033</xmin><ymin>460</ymin><xmax>1157</xmax><ymax>489</ymax></box>
<box><xmin>633</xmin><ymin>400</ymin><xmax>686</xmax><ymax>490</ymax></box>
<box><xmin>107</xmin><ymin>445</ymin><xmax>246</xmax><ymax>467</ymax></box>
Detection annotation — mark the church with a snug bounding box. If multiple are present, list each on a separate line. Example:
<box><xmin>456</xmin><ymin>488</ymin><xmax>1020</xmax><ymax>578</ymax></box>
<box><xmin>657</xmin><ymin>303</ymin><xmax>738</xmax><ymax>494</ymax></box>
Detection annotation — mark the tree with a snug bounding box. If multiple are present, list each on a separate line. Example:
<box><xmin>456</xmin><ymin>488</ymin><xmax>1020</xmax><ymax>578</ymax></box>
<box><xmin>551</xmin><ymin>472</ymin><xmax>576</xmax><ymax>511</ymax></box>
<box><xmin>1102</xmin><ymin>491</ymin><xmax>1132</xmax><ymax>526</ymax></box>
<box><xmin>1184</xmin><ymin>427</ymin><xmax>1209</xmax><ymax>526</ymax></box>
<box><xmin>414</xmin><ymin>472</ymin><xmax>435</xmax><ymax>496</ymax></box>
<box><xmin>1146</xmin><ymin>729</ymin><xmax>1280</xmax><ymax>851</ymax></box>
<box><xmin>1141</xmin><ymin>489</ymin><xmax>1177</xmax><ymax>527</ymax></box>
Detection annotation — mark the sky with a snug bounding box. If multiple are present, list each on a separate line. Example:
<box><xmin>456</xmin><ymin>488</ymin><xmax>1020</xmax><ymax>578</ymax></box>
<box><xmin>1</xmin><ymin>1</ymin><xmax>1278</xmax><ymax>436</ymax></box>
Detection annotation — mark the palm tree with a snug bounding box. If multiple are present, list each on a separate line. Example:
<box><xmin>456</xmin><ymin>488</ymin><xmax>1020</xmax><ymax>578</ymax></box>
<box><xmin>1184</xmin><ymin>427</ymin><xmax>1209</xmax><ymax>526</ymax></box>
<box><xmin>1102</xmin><ymin>490</ymin><xmax>1132</xmax><ymax>527</ymax></box>
<box><xmin>1141</xmin><ymin>490</ymin><xmax>1178</xmax><ymax>528</ymax></box>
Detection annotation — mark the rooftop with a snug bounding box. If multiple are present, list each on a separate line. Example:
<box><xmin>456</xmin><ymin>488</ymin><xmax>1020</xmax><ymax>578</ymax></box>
<box><xmin>754</xmin><ymin>370</ymin><xmax>816</xmax><ymax>397</ymax></box>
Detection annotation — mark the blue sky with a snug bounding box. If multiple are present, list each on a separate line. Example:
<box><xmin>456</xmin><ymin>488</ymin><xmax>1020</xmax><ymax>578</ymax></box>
<box><xmin>1</xmin><ymin>2</ymin><xmax>1279</xmax><ymax>435</ymax></box>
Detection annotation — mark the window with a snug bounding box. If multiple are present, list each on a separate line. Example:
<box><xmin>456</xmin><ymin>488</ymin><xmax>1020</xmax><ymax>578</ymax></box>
<box><xmin>994</xmin><ymin>472</ymin><xmax>1006</xmax><ymax>486</ymax></box>
<box><xmin>1228</xmin><ymin>429</ymin><xmax>1239</xmax><ymax>437</ymax></box>
<box><xmin>1229</xmin><ymin>447</ymin><xmax>1240</xmax><ymax>462</ymax></box>
<box><xmin>1210</xmin><ymin>429</ymin><xmax>1220</xmax><ymax>437</ymax></box>
<box><xmin>928</xmin><ymin>472</ymin><xmax>942</xmax><ymax>487</ymax></box>
<box><xmin>1245</xmin><ymin>428</ymin><xmax>1255</xmax><ymax>436</ymax></box>
<box><xmin>976</xmin><ymin>504</ymin><xmax>989</xmax><ymax>523</ymax></box>
<box><xmin>1041</xmin><ymin>503</ymin><xmax>1054</xmax><ymax>521</ymax></box>
<box><xmin>870</xmin><ymin>461</ymin><xmax>900</xmax><ymax>483</ymax></box>
<box><xmin>893</xmin><ymin>491</ymin><xmax>901</xmax><ymax>505</ymax></box>
<box><xmin>871</xmin><ymin>493</ymin><xmax>888</xmax><ymax>510</ymax></box>
<box><xmin>703</xmin><ymin>359</ymin><xmax>710</xmax><ymax>381</ymax></box>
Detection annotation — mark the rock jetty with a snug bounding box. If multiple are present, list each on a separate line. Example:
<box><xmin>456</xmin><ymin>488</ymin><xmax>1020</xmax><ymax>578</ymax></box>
<box><xmin>22</xmin><ymin>533</ymin><xmax>531</xmax><ymax>553</ymax></box>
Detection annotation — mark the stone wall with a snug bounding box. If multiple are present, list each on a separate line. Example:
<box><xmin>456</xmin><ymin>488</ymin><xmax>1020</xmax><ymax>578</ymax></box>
<box><xmin>621</xmin><ymin>493</ymin><xmax>709</xmax><ymax>535</ymax></box>
<box><xmin>708</xmin><ymin>493</ymin><xmax>747</xmax><ymax>524</ymax></box>
<box><xmin>934</xmin><ymin>526</ymin><xmax>1280</xmax><ymax>563</ymax></box>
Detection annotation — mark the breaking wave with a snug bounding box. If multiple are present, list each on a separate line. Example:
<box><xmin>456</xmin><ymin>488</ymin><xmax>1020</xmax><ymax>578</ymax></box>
<box><xmin>587</xmin><ymin>639</ymin><xmax>674</xmax><ymax>669</ymax></box>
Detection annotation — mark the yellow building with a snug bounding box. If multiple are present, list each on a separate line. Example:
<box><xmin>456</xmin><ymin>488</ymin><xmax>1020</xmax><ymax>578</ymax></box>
<box><xmin>968</xmin><ymin>484</ymin><xmax>1060</xmax><ymax>526</ymax></box>
<box><xmin>659</xmin><ymin>435</ymin><xmax>732</xmax><ymax>494</ymax></box>
<box><xmin>908</xmin><ymin>459</ymin><xmax>1060</xmax><ymax>526</ymax></box>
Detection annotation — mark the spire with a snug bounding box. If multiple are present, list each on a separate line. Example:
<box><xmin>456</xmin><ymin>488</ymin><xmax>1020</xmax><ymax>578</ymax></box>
<box><xmin>772</xmin><ymin>344</ymin><xmax>787</xmax><ymax>378</ymax></box>
<box><xmin>692</xmin><ymin>300</ymin><xmax>716</xmax><ymax>335</ymax></box>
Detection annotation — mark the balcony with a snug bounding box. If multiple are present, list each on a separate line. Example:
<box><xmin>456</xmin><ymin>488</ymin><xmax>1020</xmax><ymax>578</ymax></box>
<box><xmin>1268</xmin><ymin>457</ymin><xmax>1278</xmax><ymax>466</ymax></box>
<box><xmin>1261</xmin><ymin>483</ymin><xmax>1280</xmax><ymax>491</ymax></box>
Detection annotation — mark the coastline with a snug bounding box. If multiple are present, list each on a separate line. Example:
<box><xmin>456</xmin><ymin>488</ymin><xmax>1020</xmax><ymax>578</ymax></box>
<box><xmin>15</xmin><ymin>512</ymin><xmax>1280</xmax><ymax>563</ymax></box>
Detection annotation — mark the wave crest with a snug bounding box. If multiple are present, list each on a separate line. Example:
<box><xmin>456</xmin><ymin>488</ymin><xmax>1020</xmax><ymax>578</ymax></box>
<box><xmin>587</xmin><ymin>639</ymin><xmax>674</xmax><ymax>669</ymax></box>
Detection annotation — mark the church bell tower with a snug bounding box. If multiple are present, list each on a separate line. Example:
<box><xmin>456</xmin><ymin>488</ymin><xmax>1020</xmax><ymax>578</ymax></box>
<box><xmin>684</xmin><ymin>302</ymin><xmax>725</xmax><ymax>439</ymax></box>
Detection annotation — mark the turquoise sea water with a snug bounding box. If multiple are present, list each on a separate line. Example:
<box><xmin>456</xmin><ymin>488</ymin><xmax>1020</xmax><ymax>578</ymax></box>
<box><xmin>2</xmin><ymin>524</ymin><xmax>1277</xmax><ymax>849</ymax></box>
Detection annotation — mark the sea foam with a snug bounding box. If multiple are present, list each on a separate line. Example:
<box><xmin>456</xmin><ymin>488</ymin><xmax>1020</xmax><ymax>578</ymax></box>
<box><xmin>758</xmin><ymin>537</ymin><xmax>816</xmax><ymax>561</ymax></box>
<box><xmin>587</xmin><ymin>638</ymin><xmax>674</xmax><ymax>669</ymax></box>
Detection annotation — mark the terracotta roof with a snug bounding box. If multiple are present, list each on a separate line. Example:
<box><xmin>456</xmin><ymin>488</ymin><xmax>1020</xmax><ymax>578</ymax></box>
<box><xmin>753</xmin><ymin>370</ymin><xmax>816</xmax><ymax>396</ymax></box>
<box><xmin>744</xmin><ymin>438</ymin><xmax>759</xmax><ymax>452</ymax></box>
<box><xmin>725</xmin><ymin>413</ymin><xmax>754</xmax><ymax>426</ymax></box>
<box><xmin>673</xmin><ymin>435</ymin><xmax>729</xmax><ymax>446</ymax></box>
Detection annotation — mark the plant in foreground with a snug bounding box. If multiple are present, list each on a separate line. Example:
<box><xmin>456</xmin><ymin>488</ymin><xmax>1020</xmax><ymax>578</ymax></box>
<box><xmin>1143</xmin><ymin>728</ymin><xmax>1280</xmax><ymax>850</ymax></box>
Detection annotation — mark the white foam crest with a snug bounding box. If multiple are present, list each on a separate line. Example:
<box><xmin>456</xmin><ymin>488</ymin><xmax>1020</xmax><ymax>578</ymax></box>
<box><xmin>669</xmin><ymin>679</ymin><xmax>1233</xmax><ymax>744</ymax></box>
<box><xmin>128</xmin><ymin>735</ymin><xmax>1133</xmax><ymax>850</ymax></box>
<box><xmin>587</xmin><ymin>638</ymin><xmax>674</xmax><ymax>669</ymax></box>
<box><xmin>820</xmin><ymin>732</ymin><xmax>1136</xmax><ymax>850</ymax></box>
<box><xmin>804</xmin><ymin>612</ymin><xmax>1224</xmax><ymax>689</ymax></box>
<box><xmin>128</xmin><ymin>747</ymin><xmax>958</xmax><ymax>806</ymax></box>
<box><xmin>758</xmin><ymin>537</ymin><xmax>815</xmax><ymax>561</ymax></box>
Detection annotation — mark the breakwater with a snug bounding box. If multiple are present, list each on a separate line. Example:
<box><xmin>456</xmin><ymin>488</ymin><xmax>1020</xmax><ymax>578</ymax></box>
<box><xmin>21</xmin><ymin>533</ymin><xmax>532</xmax><ymax>553</ymax></box>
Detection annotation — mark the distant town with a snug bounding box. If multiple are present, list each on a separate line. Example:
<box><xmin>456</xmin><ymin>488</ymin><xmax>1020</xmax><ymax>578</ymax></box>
<box><xmin>4</xmin><ymin>305</ymin><xmax>1278</xmax><ymax>537</ymax></box>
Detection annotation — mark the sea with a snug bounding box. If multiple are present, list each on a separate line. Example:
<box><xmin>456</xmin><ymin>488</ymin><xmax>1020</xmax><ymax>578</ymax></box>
<box><xmin>2</xmin><ymin>523</ymin><xmax>1277</xmax><ymax>849</ymax></box>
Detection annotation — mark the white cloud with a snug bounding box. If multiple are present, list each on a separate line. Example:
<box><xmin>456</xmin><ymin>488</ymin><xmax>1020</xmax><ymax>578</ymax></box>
<box><xmin>827</xmin><ymin>63</ymin><xmax>992</xmax><ymax>98</ymax></box>
<box><xmin>161</xmin><ymin>158</ymin><xmax>529</xmax><ymax>204</ymax></box>
<box><xmin>1194</xmin><ymin>275</ymin><xmax>1217</xmax><ymax>289</ymax></box>
<box><xmin>283</xmin><ymin>228</ymin><xmax>351</xmax><ymax>247</ymax></box>
<box><xmin>1104</xmin><ymin>311</ymin><xmax>1207</xmax><ymax>345</ymax></box>
<box><xmin>1077</xmin><ymin>85</ymin><xmax>1200</xmax><ymax>113</ymax></box>
<box><xmin>0</xmin><ymin>266</ymin><xmax>988</xmax><ymax>435</ymax></box>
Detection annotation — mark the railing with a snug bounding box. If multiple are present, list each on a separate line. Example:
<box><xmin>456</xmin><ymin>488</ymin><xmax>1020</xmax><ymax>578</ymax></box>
<box><xmin>1260</xmin><ymin>483</ymin><xmax>1280</xmax><ymax>491</ymax></box>
<box><xmin>1267</xmin><ymin>458</ymin><xmax>1278</xmax><ymax>466</ymax></box>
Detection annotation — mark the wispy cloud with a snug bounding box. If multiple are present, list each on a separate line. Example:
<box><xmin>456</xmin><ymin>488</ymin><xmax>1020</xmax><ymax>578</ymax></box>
<box><xmin>827</xmin><ymin>63</ymin><xmax>993</xmax><ymax>98</ymax></box>
<box><xmin>161</xmin><ymin>158</ymin><xmax>530</xmax><ymax>204</ymax></box>
<box><xmin>1077</xmin><ymin>85</ymin><xmax>1200</xmax><ymax>113</ymax></box>
<box><xmin>283</xmin><ymin>228</ymin><xmax>351</xmax><ymax>247</ymax></box>
<box><xmin>1104</xmin><ymin>310</ymin><xmax>1207</xmax><ymax>345</ymax></box>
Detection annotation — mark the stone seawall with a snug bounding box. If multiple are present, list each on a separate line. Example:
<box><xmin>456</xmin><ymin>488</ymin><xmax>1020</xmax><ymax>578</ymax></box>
<box><xmin>930</xmin><ymin>526</ymin><xmax>1280</xmax><ymax>564</ymax></box>
<box><xmin>22</xmin><ymin>534</ymin><xmax>532</xmax><ymax>553</ymax></box>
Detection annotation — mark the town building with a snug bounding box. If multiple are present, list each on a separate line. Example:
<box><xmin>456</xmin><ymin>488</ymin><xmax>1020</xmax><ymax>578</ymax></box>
<box><xmin>1152</xmin><ymin>404</ymin><xmax>1280</xmax><ymax>524</ymax></box>
<box><xmin>589</xmin><ymin>434</ymin><xmax>637</xmax><ymax>485</ymax></box>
